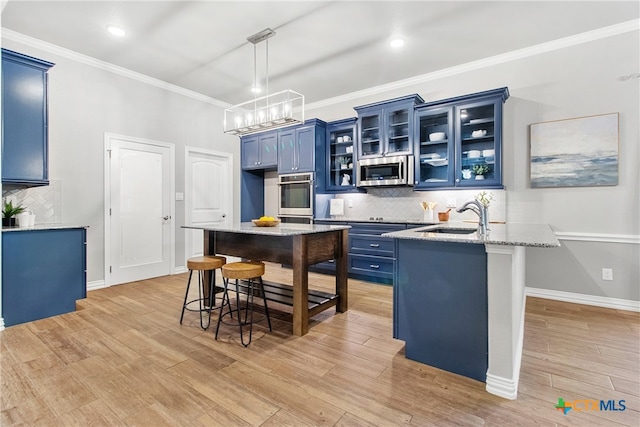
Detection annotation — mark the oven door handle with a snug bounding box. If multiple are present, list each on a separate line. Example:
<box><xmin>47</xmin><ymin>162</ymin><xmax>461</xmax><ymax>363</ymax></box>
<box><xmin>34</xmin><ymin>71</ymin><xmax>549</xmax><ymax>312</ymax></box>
<box><xmin>278</xmin><ymin>180</ymin><xmax>313</xmax><ymax>185</ymax></box>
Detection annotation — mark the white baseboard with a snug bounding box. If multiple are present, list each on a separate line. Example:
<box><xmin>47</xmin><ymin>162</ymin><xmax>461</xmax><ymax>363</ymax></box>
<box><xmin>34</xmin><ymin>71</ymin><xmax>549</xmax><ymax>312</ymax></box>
<box><xmin>525</xmin><ymin>287</ymin><xmax>640</xmax><ymax>312</ymax></box>
<box><xmin>486</xmin><ymin>373</ymin><xmax>517</xmax><ymax>400</ymax></box>
<box><xmin>173</xmin><ymin>266</ymin><xmax>187</xmax><ymax>275</ymax></box>
<box><xmin>0</xmin><ymin>317</ymin><xmax>5</xmax><ymax>331</ymax></box>
<box><xmin>87</xmin><ymin>280</ymin><xmax>106</xmax><ymax>292</ymax></box>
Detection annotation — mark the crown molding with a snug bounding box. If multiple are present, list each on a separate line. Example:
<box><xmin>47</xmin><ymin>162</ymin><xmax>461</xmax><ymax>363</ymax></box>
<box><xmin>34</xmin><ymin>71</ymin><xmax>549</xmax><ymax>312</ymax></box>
<box><xmin>1</xmin><ymin>28</ymin><xmax>231</xmax><ymax>109</ymax></box>
<box><xmin>307</xmin><ymin>19</ymin><xmax>640</xmax><ymax>111</ymax></box>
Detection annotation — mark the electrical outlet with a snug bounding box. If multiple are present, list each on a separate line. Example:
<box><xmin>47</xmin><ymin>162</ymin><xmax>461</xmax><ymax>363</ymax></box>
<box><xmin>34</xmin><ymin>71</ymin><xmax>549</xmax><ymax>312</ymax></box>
<box><xmin>602</xmin><ymin>268</ymin><xmax>613</xmax><ymax>281</ymax></box>
<box><xmin>175</xmin><ymin>192</ymin><xmax>184</xmax><ymax>201</ymax></box>
<box><xmin>348</xmin><ymin>199</ymin><xmax>353</xmax><ymax>208</ymax></box>
<box><xmin>446</xmin><ymin>198</ymin><xmax>457</xmax><ymax>208</ymax></box>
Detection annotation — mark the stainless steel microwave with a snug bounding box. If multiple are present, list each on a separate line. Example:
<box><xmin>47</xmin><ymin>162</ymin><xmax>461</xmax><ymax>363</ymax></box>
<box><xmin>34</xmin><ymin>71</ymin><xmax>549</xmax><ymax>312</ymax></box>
<box><xmin>357</xmin><ymin>155</ymin><xmax>414</xmax><ymax>187</ymax></box>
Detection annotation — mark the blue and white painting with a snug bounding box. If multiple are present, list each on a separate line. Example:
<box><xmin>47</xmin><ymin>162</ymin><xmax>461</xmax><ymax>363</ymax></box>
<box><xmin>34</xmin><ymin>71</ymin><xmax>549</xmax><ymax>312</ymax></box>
<box><xmin>530</xmin><ymin>113</ymin><xmax>618</xmax><ymax>188</ymax></box>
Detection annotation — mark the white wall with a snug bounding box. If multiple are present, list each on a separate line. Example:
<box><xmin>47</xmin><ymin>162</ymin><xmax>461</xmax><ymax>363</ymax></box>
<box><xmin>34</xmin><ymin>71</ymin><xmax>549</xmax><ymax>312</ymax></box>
<box><xmin>306</xmin><ymin>30</ymin><xmax>639</xmax><ymax>302</ymax></box>
<box><xmin>1</xmin><ymin>37</ymin><xmax>242</xmax><ymax>283</ymax></box>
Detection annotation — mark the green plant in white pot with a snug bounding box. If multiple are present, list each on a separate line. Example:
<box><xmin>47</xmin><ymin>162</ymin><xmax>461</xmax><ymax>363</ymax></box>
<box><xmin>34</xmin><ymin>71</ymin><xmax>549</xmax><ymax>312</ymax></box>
<box><xmin>472</xmin><ymin>164</ymin><xmax>490</xmax><ymax>180</ymax></box>
<box><xmin>3</xmin><ymin>200</ymin><xmax>25</xmax><ymax>227</ymax></box>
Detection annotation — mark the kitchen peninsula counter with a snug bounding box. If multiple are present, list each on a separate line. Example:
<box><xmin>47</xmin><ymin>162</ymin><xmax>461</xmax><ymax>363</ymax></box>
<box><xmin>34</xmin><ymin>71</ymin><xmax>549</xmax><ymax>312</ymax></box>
<box><xmin>183</xmin><ymin>222</ymin><xmax>350</xmax><ymax>336</ymax></box>
<box><xmin>382</xmin><ymin>221</ymin><xmax>559</xmax><ymax>400</ymax></box>
<box><xmin>381</xmin><ymin>222</ymin><xmax>560</xmax><ymax>247</ymax></box>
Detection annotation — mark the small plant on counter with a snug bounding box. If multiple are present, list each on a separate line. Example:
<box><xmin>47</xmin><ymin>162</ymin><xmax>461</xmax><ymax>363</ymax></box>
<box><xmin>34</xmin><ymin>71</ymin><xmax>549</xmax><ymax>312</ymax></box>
<box><xmin>3</xmin><ymin>200</ymin><xmax>25</xmax><ymax>218</ymax></box>
<box><xmin>475</xmin><ymin>191</ymin><xmax>495</xmax><ymax>208</ymax></box>
<box><xmin>2</xmin><ymin>200</ymin><xmax>25</xmax><ymax>227</ymax></box>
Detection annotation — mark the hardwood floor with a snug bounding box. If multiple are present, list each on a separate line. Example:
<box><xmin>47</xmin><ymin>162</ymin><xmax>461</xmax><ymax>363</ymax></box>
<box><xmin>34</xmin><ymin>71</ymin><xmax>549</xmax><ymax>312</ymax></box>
<box><xmin>2</xmin><ymin>263</ymin><xmax>638</xmax><ymax>426</ymax></box>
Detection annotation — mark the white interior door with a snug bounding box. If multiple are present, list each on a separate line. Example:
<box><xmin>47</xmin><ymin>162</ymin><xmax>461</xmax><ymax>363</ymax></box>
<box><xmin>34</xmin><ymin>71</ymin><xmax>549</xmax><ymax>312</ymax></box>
<box><xmin>185</xmin><ymin>147</ymin><xmax>232</xmax><ymax>259</ymax></box>
<box><xmin>106</xmin><ymin>134</ymin><xmax>174</xmax><ymax>285</ymax></box>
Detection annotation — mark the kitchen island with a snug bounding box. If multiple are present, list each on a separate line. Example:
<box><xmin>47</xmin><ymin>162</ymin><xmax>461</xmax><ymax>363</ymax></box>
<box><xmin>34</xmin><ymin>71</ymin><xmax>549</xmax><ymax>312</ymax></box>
<box><xmin>183</xmin><ymin>222</ymin><xmax>349</xmax><ymax>336</ymax></box>
<box><xmin>382</xmin><ymin>222</ymin><xmax>560</xmax><ymax>400</ymax></box>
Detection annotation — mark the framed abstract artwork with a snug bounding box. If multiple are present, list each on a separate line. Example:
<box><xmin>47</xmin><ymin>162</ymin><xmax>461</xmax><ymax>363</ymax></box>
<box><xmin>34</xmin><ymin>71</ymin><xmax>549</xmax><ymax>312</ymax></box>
<box><xmin>529</xmin><ymin>113</ymin><xmax>619</xmax><ymax>188</ymax></box>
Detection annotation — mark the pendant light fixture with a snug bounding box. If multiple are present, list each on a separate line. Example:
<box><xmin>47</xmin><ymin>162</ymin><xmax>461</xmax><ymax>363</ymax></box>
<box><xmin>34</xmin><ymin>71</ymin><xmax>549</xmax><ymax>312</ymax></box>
<box><xmin>224</xmin><ymin>28</ymin><xmax>305</xmax><ymax>135</ymax></box>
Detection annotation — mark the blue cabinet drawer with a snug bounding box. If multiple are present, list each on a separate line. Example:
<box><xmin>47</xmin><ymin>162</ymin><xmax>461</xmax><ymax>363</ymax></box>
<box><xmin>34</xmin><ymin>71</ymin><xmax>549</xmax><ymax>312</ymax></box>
<box><xmin>349</xmin><ymin>254</ymin><xmax>394</xmax><ymax>279</ymax></box>
<box><xmin>349</xmin><ymin>235</ymin><xmax>395</xmax><ymax>257</ymax></box>
<box><xmin>349</xmin><ymin>223</ymin><xmax>405</xmax><ymax>236</ymax></box>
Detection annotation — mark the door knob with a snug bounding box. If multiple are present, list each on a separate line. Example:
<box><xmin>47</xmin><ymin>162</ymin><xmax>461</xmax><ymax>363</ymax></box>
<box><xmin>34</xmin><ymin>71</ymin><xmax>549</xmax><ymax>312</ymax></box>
<box><xmin>163</xmin><ymin>215</ymin><xmax>171</xmax><ymax>220</ymax></box>
<box><xmin>222</xmin><ymin>213</ymin><xmax>226</xmax><ymax>218</ymax></box>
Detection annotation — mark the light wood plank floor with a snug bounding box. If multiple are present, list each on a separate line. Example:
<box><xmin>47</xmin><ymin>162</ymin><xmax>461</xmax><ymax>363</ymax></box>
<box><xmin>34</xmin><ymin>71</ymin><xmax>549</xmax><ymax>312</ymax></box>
<box><xmin>2</xmin><ymin>263</ymin><xmax>638</xmax><ymax>426</ymax></box>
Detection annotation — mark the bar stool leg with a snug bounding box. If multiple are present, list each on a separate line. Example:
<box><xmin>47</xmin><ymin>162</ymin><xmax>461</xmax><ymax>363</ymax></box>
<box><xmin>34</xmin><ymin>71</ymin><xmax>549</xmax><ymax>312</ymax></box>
<box><xmin>179</xmin><ymin>270</ymin><xmax>194</xmax><ymax>325</ymax></box>
<box><xmin>258</xmin><ymin>277</ymin><xmax>273</xmax><ymax>332</ymax></box>
<box><xmin>215</xmin><ymin>277</ymin><xmax>230</xmax><ymax>341</ymax></box>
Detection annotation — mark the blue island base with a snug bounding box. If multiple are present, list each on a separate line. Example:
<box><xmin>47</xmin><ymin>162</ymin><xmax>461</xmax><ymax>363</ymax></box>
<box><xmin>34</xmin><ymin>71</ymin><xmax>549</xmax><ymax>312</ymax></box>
<box><xmin>393</xmin><ymin>239</ymin><xmax>488</xmax><ymax>382</ymax></box>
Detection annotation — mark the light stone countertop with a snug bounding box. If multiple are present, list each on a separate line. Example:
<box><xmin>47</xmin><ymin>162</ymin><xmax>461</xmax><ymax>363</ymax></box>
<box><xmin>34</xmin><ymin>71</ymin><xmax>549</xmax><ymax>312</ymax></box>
<box><xmin>183</xmin><ymin>222</ymin><xmax>350</xmax><ymax>236</ymax></box>
<box><xmin>1</xmin><ymin>224</ymin><xmax>89</xmax><ymax>232</ymax></box>
<box><xmin>381</xmin><ymin>222</ymin><xmax>560</xmax><ymax>247</ymax></box>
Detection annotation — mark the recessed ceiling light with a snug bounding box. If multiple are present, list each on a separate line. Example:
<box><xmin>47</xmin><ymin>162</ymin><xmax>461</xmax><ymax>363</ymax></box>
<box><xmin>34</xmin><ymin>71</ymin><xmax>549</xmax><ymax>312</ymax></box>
<box><xmin>390</xmin><ymin>38</ymin><xmax>405</xmax><ymax>48</ymax></box>
<box><xmin>251</xmin><ymin>86</ymin><xmax>262</xmax><ymax>94</ymax></box>
<box><xmin>105</xmin><ymin>24</ymin><xmax>126</xmax><ymax>37</ymax></box>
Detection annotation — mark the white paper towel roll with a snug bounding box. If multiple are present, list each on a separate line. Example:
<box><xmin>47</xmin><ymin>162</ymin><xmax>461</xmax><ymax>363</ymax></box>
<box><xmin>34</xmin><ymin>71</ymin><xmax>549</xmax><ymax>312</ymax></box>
<box><xmin>329</xmin><ymin>199</ymin><xmax>344</xmax><ymax>216</ymax></box>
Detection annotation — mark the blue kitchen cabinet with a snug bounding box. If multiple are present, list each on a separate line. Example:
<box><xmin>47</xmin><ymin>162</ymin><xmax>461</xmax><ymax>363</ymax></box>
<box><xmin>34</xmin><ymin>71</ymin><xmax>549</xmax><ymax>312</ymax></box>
<box><xmin>348</xmin><ymin>222</ymin><xmax>405</xmax><ymax>284</ymax></box>
<box><xmin>312</xmin><ymin>220</ymin><xmax>405</xmax><ymax>284</ymax></box>
<box><xmin>414</xmin><ymin>87</ymin><xmax>509</xmax><ymax>190</ymax></box>
<box><xmin>393</xmin><ymin>238</ymin><xmax>488</xmax><ymax>382</ymax></box>
<box><xmin>325</xmin><ymin>118</ymin><xmax>359</xmax><ymax>192</ymax></box>
<box><xmin>239</xmin><ymin>119</ymin><xmax>326</xmax><ymax>221</ymax></box>
<box><xmin>1</xmin><ymin>49</ymin><xmax>54</xmax><ymax>186</ymax></box>
<box><xmin>277</xmin><ymin>119</ymin><xmax>326</xmax><ymax>174</ymax></box>
<box><xmin>355</xmin><ymin>94</ymin><xmax>424</xmax><ymax>159</ymax></box>
<box><xmin>414</xmin><ymin>106</ymin><xmax>455</xmax><ymax>188</ymax></box>
<box><xmin>2</xmin><ymin>227</ymin><xmax>87</xmax><ymax>327</ymax></box>
<box><xmin>241</xmin><ymin>131</ymin><xmax>278</xmax><ymax>170</ymax></box>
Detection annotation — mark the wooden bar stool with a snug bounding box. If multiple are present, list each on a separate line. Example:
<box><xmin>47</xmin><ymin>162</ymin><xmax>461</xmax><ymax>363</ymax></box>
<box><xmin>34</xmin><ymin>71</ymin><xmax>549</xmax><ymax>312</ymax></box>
<box><xmin>215</xmin><ymin>261</ymin><xmax>272</xmax><ymax>347</ymax></box>
<box><xmin>180</xmin><ymin>255</ymin><xmax>227</xmax><ymax>330</ymax></box>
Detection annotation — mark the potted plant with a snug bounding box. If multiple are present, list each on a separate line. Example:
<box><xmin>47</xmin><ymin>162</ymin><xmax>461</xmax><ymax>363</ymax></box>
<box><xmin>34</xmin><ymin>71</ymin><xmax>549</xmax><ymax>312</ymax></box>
<box><xmin>3</xmin><ymin>200</ymin><xmax>25</xmax><ymax>227</ymax></box>
<box><xmin>338</xmin><ymin>156</ymin><xmax>350</xmax><ymax>169</ymax></box>
<box><xmin>472</xmin><ymin>164</ymin><xmax>490</xmax><ymax>180</ymax></box>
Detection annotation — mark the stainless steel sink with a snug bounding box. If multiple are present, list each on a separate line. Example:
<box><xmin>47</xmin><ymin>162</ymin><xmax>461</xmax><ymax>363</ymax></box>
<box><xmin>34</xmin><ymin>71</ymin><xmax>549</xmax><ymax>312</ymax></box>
<box><xmin>418</xmin><ymin>227</ymin><xmax>476</xmax><ymax>235</ymax></box>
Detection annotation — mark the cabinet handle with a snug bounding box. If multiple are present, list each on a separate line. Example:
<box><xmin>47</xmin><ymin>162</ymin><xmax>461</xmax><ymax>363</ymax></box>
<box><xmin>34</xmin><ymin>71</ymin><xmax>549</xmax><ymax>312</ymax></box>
<box><xmin>456</xmin><ymin>178</ymin><xmax>460</xmax><ymax>183</ymax></box>
<box><xmin>369</xmin><ymin>243</ymin><xmax>380</xmax><ymax>248</ymax></box>
<box><xmin>369</xmin><ymin>264</ymin><xmax>380</xmax><ymax>269</ymax></box>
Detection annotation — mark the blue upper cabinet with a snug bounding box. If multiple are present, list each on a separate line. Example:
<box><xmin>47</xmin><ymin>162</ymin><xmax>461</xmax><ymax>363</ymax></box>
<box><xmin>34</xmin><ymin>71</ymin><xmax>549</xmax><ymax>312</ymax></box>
<box><xmin>414</xmin><ymin>87</ymin><xmax>509</xmax><ymax>190</ymax></box>
<box><xmin>355</xmin><ymin>94</ymin><xmax>424</xmax><ymax>159</ymax></box>
<box><xmin>241</xmin><ymin>131</ymin><xmax>278</xmax><ymax>170</ymax></box>
<box><xmin>277</xmin><ymin>119</ymin><xmax>326</xmax><ymax>174</ymax></box>
<box><xmin>2</xmin><ymin>49</ymin><xmax>54</xmax><ymax>186</ymax></box>
<box><xmin>325</xmin><ymin>118</ymin><xmax>359</xmax><ymax>192</ymax></box>
<box><xmin>414</xmin><ymin>107</ymin><xmax>456</xmax><ymax>188</ymax></box>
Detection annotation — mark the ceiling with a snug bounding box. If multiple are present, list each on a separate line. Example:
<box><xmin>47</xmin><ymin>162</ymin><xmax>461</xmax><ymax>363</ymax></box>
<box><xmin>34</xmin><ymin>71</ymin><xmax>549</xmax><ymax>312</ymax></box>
<box><xmin>2</xmin><ymin>1</ymin><xmax>638</xmax><ymax>106</ymax></box>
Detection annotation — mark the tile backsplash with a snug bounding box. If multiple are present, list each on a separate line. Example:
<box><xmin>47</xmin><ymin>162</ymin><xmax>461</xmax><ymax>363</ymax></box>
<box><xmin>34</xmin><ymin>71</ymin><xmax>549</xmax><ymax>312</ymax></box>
<box><xmin>2</xmin><ymin>180</ymin><xmax>63</xmax><ymax>224</ymax></box>
<box><xmin>326</xmin><ymin>187</ymin><xmax>506</xmax><ymax>223</ymax></box>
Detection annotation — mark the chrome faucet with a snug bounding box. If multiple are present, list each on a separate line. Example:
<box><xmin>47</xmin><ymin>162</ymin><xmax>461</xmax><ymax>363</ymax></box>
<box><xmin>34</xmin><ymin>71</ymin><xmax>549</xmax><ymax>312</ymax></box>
<box><xmin>456</xmin><ymin>200</ymin><xmax>489</xmax><ymax>236</ymax></box>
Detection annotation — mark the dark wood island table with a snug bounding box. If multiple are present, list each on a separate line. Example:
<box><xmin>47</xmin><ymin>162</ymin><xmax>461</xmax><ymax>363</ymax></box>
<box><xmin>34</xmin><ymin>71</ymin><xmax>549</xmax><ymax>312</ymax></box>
<box><xmin>183</xmin><ymin>222</ymin><xmax>350</xmax><ymax>336</ymax></box>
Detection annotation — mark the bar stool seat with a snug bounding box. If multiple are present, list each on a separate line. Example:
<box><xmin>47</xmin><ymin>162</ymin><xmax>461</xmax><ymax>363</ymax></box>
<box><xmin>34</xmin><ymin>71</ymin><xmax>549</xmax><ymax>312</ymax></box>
<box><xmin>215</xmin><ymin>261</ymin><xmax>272</xmax><ymax>346</ymax></box>
<box><xmin>180</xmin><ymin>255</ymin><xmax>226</xmax><ymax>330</ymax></box>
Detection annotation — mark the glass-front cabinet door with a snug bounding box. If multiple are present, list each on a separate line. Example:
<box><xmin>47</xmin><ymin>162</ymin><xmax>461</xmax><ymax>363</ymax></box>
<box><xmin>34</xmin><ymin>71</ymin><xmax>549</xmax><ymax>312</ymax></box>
<box><xmin>455</xmin><ymin>99</ymin><xmax>502</xmax><ymax>188</ymax></box>
<box><xmin>386</xmin><ymin>106</ymin><xmax>412</xmax><ymax>155</ymax></box>
<box><xmin>359</xmin><ymin>110</ymin><xmax>382</xmax><ymax>157</ymax></box>
<box><xmin>414</xmin><ymin>107</ymin><xmax>454</xmax><ymax>188</ymax></box>
<box><xmin>356</xmin><ymin>95</ymin><xmax>423</xmax><ymax>160</ymax></box>
<box><xmin>326</xmin><ymin>118</ymin><xmax>358</xmax><ymax>192</ymax></box>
